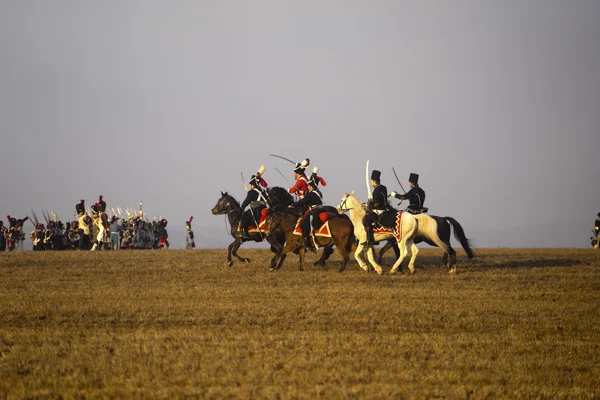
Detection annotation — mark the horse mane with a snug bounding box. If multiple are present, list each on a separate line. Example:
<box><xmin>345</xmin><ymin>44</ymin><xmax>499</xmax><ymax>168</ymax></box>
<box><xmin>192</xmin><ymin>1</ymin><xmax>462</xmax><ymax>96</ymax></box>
<box><xmin>268</xmin><ymin>186</ymin><xmax>294</xmax><ymax>211</ymax></box>
<box><xmin>222</xmin><ymin>192</ymin><xmax>241</xmax><ymax>209</ymax></box>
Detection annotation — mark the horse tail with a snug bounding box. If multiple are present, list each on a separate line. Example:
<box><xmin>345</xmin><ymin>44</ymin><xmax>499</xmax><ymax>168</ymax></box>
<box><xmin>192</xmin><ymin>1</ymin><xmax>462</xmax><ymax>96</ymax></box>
<box><xmin>415</xmin><ymin>214</ymin><xmax>450</xmax><ymax>254</ymax></box>
<box><xmin>444</xmin><ymin>217</ymin><xmax>475</xmax><ymax>259</ymax></box>
<box><xmin>345</xmin><ymin>219</ymin><xmax>355</xmax><ymax>254</ymax></box>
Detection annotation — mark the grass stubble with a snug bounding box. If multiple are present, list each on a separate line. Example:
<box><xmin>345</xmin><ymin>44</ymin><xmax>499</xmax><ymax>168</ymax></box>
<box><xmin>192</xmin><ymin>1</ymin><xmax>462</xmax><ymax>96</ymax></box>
<box><xmin>0</xmin><ymin>248</ymin><xmax>599</xmax><ymax>399</ymax></box>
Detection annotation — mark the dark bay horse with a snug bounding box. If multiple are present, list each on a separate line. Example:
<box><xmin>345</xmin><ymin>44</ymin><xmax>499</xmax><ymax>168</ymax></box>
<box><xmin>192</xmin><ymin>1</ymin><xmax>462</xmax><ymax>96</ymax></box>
<box><xmin>211</xmin><ymin>192</ymin><xmax>286</xmax><ymax>268</ymax></box>
<box><xmin>263</xmin><ymin>209</ymin><xmax>355</xmax><ymax>272</ymax></box>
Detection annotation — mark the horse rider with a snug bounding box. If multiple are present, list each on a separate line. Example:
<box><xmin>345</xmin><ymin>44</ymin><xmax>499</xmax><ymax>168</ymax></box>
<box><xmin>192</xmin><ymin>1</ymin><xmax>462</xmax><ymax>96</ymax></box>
<box><xmin>186</xmin><ymin>216</ymin><xmax>196</xmax><ymax>249</ymax></box>
<box><xmin>239</xmin><ymin>175</ymin><xmax>269</xmax><ymax>239</ymax></box>
<box><xmin>288</xmin><ymin>158</ymin><xmax>310</xmax><ymax>199</ymax></box>
<box><xmin>310</xmin><ymin>166</ymin><xmax>327</xmax><ymax>188</ymax></box>
<box><xmin>289</xmin><ymin>177</ymin><xmax>324</xmax><ymax>252</ymax></box>
<box><xmin>390</xmin><ymin>173</ymin><xmax>427</xmax><ymax>214</ymax></box>
<box><xmin>362</xmin><ymin>170</ymin><xmax>389</xmax><ymax>246</ymax></box>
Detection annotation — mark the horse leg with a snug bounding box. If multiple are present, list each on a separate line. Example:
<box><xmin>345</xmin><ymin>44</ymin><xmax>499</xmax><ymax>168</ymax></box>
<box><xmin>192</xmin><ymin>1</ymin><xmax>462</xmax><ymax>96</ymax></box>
<box><xmin>314</xmin><ymin>244</ymin><xmax>333</xmax><ymax>267</ymax></box>
<box><xmin>270</xmin><ymin>235</ymin><xmax>300</xmax><ymax>271</ymax></box>
<box><xmin>230</xmin><ymin>239</ymin><xmax>248</xmax><ymax>264</ymax></box>
<box><xmin>354</xmin><ymin>243</ymin><xmax>371</xmax><ymax>272</ymax></box>
<box><xmin>377</xmin><ymin>240</ymin><xmax>396</xmax><ymax>264</ymax></box>
<box><xmin>334</xmin><ymin>239</ymin><xmax>350</xmax><ymax>273</ymax></box>
<box><xmin>406</xmin><ymin>241</ymin><xmax>419</xmax><ymax>275</ymax></box>
<box><xmin>448</xmin><ymin>246</ymin><xmax>457</xmax><ymax>274</ymax></box>
<box><xmin>227</xmin><ymin>240</ymin><xmax>239</xmax><ymax>268</ymax></box>
<box><xmin>365</xmin><ymin>244</ymin><xmax>384</xmax><ymax>275</ymax></box>
<box><xmin>389</xmin><ymin>238</ymin><xmax>410</xmax><ymax>275</ymax></box>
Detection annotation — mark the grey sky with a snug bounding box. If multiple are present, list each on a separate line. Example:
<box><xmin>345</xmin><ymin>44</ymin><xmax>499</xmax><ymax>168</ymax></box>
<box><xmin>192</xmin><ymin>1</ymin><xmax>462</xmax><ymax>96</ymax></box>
<box><xmin>1</xmin><ymin>1</ymin><xmax>599</xmax><ymax>248</ymax></box>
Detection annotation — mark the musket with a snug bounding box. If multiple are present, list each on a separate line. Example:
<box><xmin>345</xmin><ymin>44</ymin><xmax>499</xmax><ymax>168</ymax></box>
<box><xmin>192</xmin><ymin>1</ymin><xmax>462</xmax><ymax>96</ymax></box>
<box><xmin>392</xmin><ymin>167</ymin><xmax>407</xmax><ymax>194</ymax></box>
<box><xmin>365</xmin><ymin>160</ymin><xmax>372</xmax><ymax>198</ymax></box>
<box><xmin>241</xmin><ymin>172</ymin><xmax>248</xmax><ymax>192</ymax></box>
<box><xmin>269</xmin><ymin>154</ymin><xmax>296</xmax><ymax>165</ymax></box>
<box><xmin>274</xmin><ymin>166</ymin><xmax>293</xmax><ymax>185</ymax></box>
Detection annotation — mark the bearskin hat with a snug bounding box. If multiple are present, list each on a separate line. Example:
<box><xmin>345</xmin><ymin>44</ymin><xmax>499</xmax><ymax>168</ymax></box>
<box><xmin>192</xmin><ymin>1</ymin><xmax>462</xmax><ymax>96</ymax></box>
<box><xmin>76</xmin><ymin>200</ymin><xmax>85</xmax><ymax>214</ymax></box>
<box><xmin>98</xmin><ymin>195</ymin><xmax>106</xmax><ymax>212</ymax></box>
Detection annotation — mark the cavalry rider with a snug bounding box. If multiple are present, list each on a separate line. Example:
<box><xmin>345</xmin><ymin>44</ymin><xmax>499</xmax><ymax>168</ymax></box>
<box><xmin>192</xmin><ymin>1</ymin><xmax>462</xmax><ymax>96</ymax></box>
<box><xmin>76</xmin><ymin>199</ymin><xmax>92</xmax><ymax>250</ymax></box>
<box><xmin>362</xmin><ymin>170</ymin><xmax>389</xmax><ymax>246</ymax></box>
<box><xmin>288</xmin><ymin>158</ymin><xmax>310</xmax><ymax>199</ymax></box>
<box><xmin>289</xmin><ymin>178</ymin><xmax>324</xmax><ymax>253</ymax></box>
<box><xmin>390</xmin><ymin>173</ymin><xmax>426</xmax><ymax>214</ymax></box>
<box><xmin>239</xmin><ymin>175</ymin><xmax>269</xmax><ymax>239</ymax></box>
<box><xmin>186</xmin><ymin>216</ymin><xmax>196</xmax><ymax>249</ymax></box>
<box><xmin>310</xmin><ymin>167</ymin><xmax>327</xmax><ymax>188</ymax></box>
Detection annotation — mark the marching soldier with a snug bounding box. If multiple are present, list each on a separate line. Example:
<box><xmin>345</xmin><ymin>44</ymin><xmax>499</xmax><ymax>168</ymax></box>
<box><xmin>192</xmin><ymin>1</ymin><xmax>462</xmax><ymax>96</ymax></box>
<box><xmin>594</xmin><ymin>213</ymin><xmax>600</xmax><ymax>241</ymax></box>
<box><xmin>288</xmin><ymin>159</ymin><xmax>310</xmax><ymax>199</ymax></box>
<box><xmin>76</xmin><ymin>200</ymin><xmax>92</xmax><ymax>250</ymax></box>
<box><xmin>186</xmin><ymin>216</ymin><xmax>196</xmax><ymax>249</ymax></box>
<box><xmin>390</xmin><ymin>173</ymin><xmax>426</xmax><ymax>214</ymax></box>
<box><xmin>239</xmin><ymin>175</ymin><xmax>269</xmax><ymax>239</ymax></box>
<box><xmin>0</xmin><ymin>221</ymin><xmax>6</xmax><ymax>251</ymax></box>
<box><xmin>362</xmin><ymin>170</ymin><xmax>389</xmax><ymax>246</ymax></box>
<box><xmin>289</xmin><ymin>178</ymin><xmax>324</xmax><ymax>252</ymax></box>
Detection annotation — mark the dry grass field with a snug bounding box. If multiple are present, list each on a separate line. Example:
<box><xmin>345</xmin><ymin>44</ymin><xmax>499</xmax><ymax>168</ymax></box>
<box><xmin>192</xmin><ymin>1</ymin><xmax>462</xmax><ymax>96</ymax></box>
<box><xmin>1</xmin><ymin>247</ymin><xmax>599</xmax><ymax>399</ymax></box>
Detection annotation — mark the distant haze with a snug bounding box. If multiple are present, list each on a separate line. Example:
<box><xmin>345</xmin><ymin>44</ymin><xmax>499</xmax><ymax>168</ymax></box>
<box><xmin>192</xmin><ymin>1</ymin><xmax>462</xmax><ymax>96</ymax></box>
<box><xmin>1</xmin><ymin>1</ymin><xmax>598</xmax><ymax>249</ymax></box>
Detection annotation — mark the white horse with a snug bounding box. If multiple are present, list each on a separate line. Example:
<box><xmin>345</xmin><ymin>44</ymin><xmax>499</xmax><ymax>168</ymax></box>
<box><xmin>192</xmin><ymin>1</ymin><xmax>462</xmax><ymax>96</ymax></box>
<box><xmin>338</xmin><ymin>191</ymin><xmax>419</xmax><ymax>275</ymax></box>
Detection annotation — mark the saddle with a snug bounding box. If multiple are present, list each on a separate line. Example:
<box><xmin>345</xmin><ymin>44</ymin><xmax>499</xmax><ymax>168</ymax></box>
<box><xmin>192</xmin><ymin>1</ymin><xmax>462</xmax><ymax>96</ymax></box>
<box><xmin>405</xmin><ymin>207</ymin><xmax>428</xmax><ymax>215</ymax></box>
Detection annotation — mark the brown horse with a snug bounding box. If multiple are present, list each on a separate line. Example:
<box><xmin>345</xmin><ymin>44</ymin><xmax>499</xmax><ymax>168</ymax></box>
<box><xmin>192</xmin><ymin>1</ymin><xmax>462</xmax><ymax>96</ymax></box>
<box><xmin>263</xmin><ymin>210</ymin><xmax>355</xmax><ymax>272</ymax></box>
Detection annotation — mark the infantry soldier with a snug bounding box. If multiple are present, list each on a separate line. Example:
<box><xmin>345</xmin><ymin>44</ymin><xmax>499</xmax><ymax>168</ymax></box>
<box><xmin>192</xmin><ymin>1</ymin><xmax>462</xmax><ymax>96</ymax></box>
<box><xmin>76</xmin><ymin>200</ymin><xmax>92</xmax><ymax>250</ymax></box>
<box><xmin>186</xmin><ymin>216</ymin><xmax>196</xmax><ymax>249</ymax></box>
<box><xmin>0</xmin><ymin>221</ymin><xmax>6</xmax><ymax>251</ymax></box>
<box><xmin>239</xmin><ymin>175</ymin><xmax>269</xmax><ymax>239</ymax></box>
<box><xmin>593</xmin><ymin>213</ymin><xmax>600</xmax><ymax>247</ymax></box>
<box><xmin>289</xmin><ymin>178</ymin><xmax>324</xmax><ymax>252</ymax></box>
<box><xmin>109</xmin><ymin>215</ymin><xmax>122</xmax><ymax>250</ymax></box>
<box><xmin>288</xmin><ymin>159</ymin><xmax>310</xmax><ymax>199</ymax></box>
<box><xmin>390</xmin><ymin>173</ymin><xmax>426</xmax><ymax>214</ymax></box>
<box><xmin>362</xmin><ymin>170</ymin><xmax>389</xmax><ymax>246</ymax></box>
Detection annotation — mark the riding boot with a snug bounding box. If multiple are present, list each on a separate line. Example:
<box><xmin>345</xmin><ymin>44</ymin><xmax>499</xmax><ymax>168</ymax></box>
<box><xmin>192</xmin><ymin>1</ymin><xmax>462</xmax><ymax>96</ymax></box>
<box><xmin>366</xmin><ymin>226</ymin><xmax>376</xmax><ymax>246</ymax></box>
<box><xmin>303</xmin><ymin>236</ymin><xmax>316</xmax><ymax>253</ymax></box>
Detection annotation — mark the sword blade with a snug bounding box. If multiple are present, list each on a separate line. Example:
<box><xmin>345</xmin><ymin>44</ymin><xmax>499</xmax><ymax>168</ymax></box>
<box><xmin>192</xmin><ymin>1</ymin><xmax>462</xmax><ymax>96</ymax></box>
<box><xmin>269</xmin><ymin>154</ymin><xmax>296</xmax><ymax>165</ymax></box>
<box><xmin>392</xmin><ymin>167</ymin><xmax>407</xmax><ymax>193</ymax></box>
<box><xmin>241</xmin><ymin>172</ymin><xmax>248</xmax><ymax>192</ymax></box>
<box><xmin>365</xmin><ymin>160</ymin><xmax>372</xmax><ymax>198</ymax></box>
<box><xmin>274</xmin><ymin>166</ymin><xmax>293</xmax><ymax>185</ymax></box>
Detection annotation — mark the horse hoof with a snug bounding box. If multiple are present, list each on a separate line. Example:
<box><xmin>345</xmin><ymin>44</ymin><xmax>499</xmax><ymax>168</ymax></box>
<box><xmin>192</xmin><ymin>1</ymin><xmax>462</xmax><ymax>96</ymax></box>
<box><xmin>228</xmin><ymin>262</ymin><xmax>233</xmax><ymax>268</ymax></box>
<box><xmin>243</xmin><ymin>258</ymin><xmax>251</xmax><ymax>263</ymax></box>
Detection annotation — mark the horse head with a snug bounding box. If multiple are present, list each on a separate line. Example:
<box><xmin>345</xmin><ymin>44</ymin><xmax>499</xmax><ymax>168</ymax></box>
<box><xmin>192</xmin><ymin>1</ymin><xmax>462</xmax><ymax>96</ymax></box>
<box><xmin>267</xmin><ymin>186</ymin><xmax>294</xmax><ymax>211</ymax></box>
<box><xmin>211</xmin><ymin>192</ymin><xmax>240</xmax><ymax>216</ymax></box>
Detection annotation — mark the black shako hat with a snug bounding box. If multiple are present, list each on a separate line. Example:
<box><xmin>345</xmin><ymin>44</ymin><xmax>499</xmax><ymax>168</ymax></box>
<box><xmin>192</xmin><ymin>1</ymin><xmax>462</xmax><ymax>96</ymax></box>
<box><xmin>409</xmin><ymin>173</ymin><xmax>419</xmax><ymax>184</ymax></box>
<box><xmin>371</xmin><ymin>170</ymin><xmax>381</xmax><ymax>182</ymax></box>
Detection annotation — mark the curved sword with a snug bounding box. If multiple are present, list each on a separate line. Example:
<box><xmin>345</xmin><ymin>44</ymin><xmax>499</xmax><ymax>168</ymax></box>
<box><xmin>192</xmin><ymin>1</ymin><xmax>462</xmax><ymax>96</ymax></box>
<box><xmin>241</xmin><ymin>172</ymin><xmax>248</xmax><ymax>192</ymax></box>
<box><xmin>269</xmin><ymin>153</ymin><xmax>296</xmax><ymax>165</ymax></box>
<box><xmin>274</xmin><ymin>166</ymin><xmax>293</xmax><ymax>185</ymax></box>
<box><xmin>392</xmin><ymin>167</ymin><xmax>407</xmax><ymax>194</ymax></box>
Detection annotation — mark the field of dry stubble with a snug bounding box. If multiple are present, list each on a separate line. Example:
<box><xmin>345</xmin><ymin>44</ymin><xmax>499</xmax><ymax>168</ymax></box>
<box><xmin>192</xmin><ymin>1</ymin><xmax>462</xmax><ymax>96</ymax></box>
<box><xmin>1</xmin><ymin>247</ymin><xmax>599</xmax><ymax>399</ymax></box>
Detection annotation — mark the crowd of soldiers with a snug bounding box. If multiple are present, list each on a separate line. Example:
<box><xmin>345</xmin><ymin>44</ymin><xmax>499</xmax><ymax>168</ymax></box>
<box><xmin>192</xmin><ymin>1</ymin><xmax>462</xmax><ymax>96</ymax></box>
<box><xmin>0</xmin><ymin>195</ymin><xmax>197</xmax><ymax>252</ymax></box>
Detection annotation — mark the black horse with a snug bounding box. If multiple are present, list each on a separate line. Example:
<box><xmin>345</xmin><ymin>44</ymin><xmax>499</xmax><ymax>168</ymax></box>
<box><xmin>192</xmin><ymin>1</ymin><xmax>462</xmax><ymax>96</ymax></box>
<box><xmin>377</xmin><ymin>214</ymin><xmax>475</xmax><ymax>271</ymax></box>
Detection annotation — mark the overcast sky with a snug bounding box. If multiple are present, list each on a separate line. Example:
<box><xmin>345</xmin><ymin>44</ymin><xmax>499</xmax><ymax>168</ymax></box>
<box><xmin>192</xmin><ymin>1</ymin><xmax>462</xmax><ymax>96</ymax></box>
<box><xmin>1</xmin><ymin>1</ymin><xmax>598</xmax><ymax>248</ymax></box>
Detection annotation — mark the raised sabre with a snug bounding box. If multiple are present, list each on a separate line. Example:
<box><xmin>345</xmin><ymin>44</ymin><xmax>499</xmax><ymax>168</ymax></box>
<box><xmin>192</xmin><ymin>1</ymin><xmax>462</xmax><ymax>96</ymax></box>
<box><xmin>269</xmin><ymin>153</ymin><xmax>296</xmax><ymax>165</ymax></box>
<box><xmin>241</xmin><ymin>172</ymin><xmax>248</xmax><ymax>192</ymax></box>
<box><xmin>392</xmin><ymin>167</ymin><xmax>407</xmax><ymax>194</ymax></box>
<box><xmin>365</xmin><ymin>160</ymin><xmax>372</xmax><ymax>198</ymax></box>
<box><xmin>274</xmin><ymin>166</ymin><xmax>293</xmax><ymax>185</ymax></box>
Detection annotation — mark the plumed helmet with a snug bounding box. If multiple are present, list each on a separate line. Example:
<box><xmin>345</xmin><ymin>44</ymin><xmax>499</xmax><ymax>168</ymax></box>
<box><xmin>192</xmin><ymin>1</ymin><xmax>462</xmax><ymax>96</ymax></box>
<box><xmin>312</xmin><ymin>167</ymin><xmax>319</xmax><ymax>175</ymax></box>
<box><xmin>257</xmin><ymin>165</ymin><xmax>266</xmax><ymax>175</ymax></box>
<box><xmin>371</xmin><ymin>170</ymin><xmax>381</xmax><ymax>182</ymax></box>
<box><xmin>249</xmin><ymin>175</ymin><xmax>260</xmax><ymax>187</ymax></box>
<box><xmin>409</xmin><ymin>173</ymin><xmax>419</xmax><ymax>184</ymax></box>
<box><xmin>186</xmin><ymin>216</ymin><xmax>193</xmax><ymax>227</ymax></box>
<box><xmin>294</xmin><ymin>163</ymin><xmax>305</xmax><ymax>175</ymax></box>
<box><xmin>300</xmin><ymin>158</ymin><xmax>310</xmax><ymax>168</ymax></box>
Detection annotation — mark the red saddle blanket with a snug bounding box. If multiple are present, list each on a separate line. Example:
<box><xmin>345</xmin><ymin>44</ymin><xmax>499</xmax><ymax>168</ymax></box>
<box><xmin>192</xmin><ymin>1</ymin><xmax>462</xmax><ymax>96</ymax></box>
<box><xmin>364</xmin><ymin>211</ymin><xmax>404</xmax><ymax>242</ymax></box>
<box><xmin>293</xmin><ymin>219</ymin><xmax>333</xmax><ymax>238</ymax></box>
